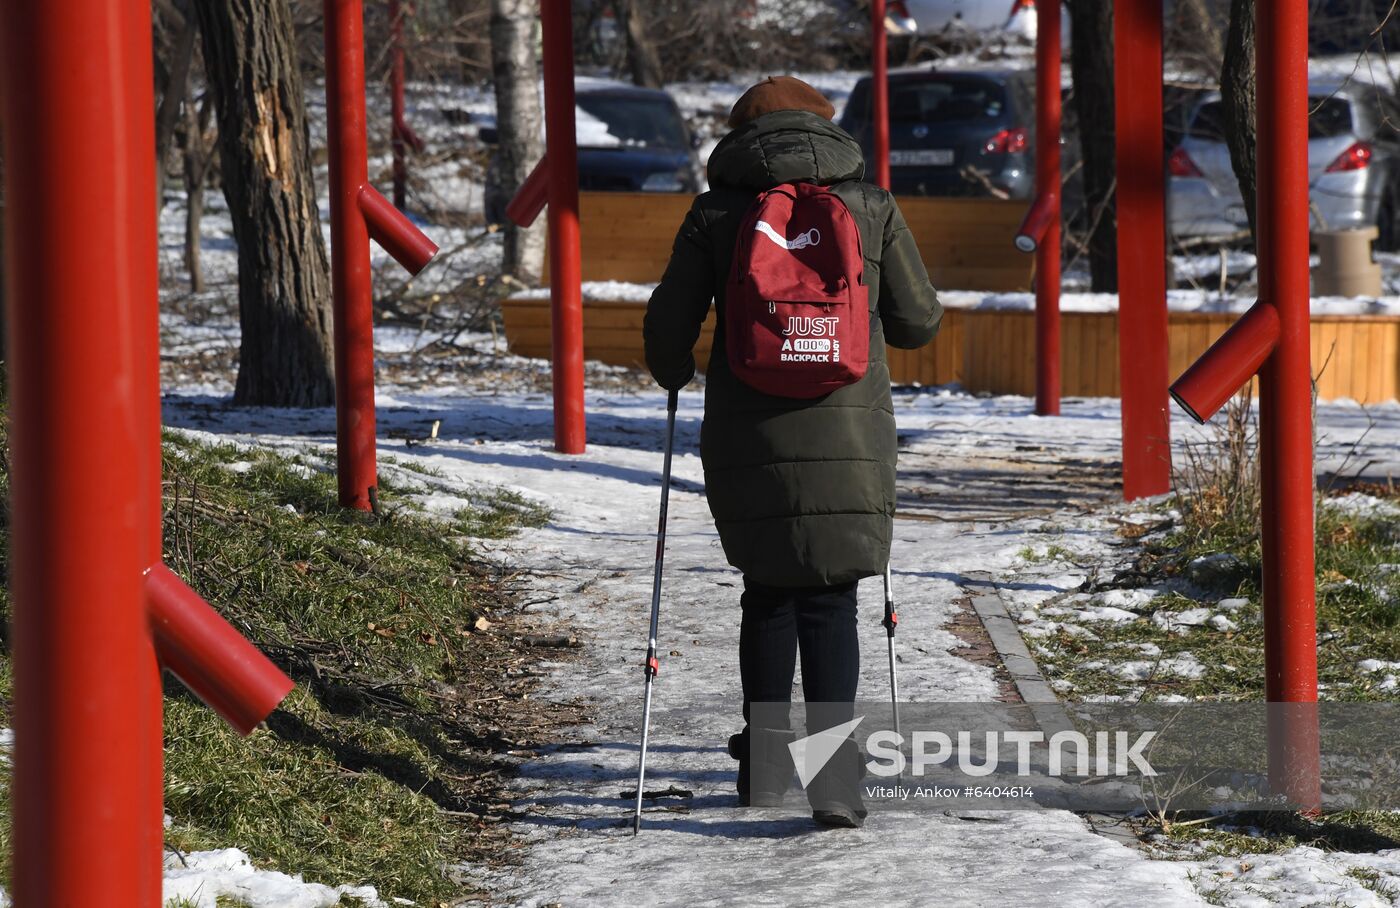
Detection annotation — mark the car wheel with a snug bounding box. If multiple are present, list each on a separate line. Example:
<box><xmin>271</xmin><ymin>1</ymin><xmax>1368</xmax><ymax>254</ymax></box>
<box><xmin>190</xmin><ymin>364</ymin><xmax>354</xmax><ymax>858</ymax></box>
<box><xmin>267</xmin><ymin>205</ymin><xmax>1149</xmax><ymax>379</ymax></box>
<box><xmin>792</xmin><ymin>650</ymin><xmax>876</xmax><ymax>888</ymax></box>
<box><xmin>1377</xmin><ymin>182</ymin><xmax>1400</xmax><ymax>252</ymax></box>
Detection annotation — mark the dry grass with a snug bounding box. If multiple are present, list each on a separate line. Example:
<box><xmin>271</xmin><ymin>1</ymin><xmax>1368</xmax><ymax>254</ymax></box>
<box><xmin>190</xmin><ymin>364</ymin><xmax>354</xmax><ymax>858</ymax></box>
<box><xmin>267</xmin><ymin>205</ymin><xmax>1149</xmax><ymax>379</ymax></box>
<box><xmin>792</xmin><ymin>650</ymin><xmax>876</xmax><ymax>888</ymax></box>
<box><xmin>0</xmin><ymin>420</ymin><xmax>577</xmax><ymax>905</ymax></box>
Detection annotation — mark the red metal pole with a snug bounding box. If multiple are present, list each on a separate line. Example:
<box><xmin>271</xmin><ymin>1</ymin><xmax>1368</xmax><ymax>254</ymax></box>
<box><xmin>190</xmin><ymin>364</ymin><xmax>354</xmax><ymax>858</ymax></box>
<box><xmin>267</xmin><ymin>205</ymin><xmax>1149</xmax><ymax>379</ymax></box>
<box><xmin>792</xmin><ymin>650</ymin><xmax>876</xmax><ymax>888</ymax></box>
<box><xmin>1034</xmin><ymin>0</ymin><xmax>1062</xmax><ymax>416</ymax></box>
<box><xmin>541</xmin><ymin>0</ymin><xmax>587</xmax><ymax>453</ymax></box>
<box><xmin>326</xmin><ymin>0</ymin><xmax>437</xmax><ymax>507</ymax></box>
<box><xmin>1256</xmin><ymin>0</ymin><xmax>1320</xmax><ymax>808</ymax></box>
<box><xmin>326</xmin><ymin>0</ymin><xmax>379</xmax><ymax>510</ymax></box>
<box><xmin>1114</xmin><ymin>0</ymin><xmax>1171</xmax><ymax>498</ymax></box>
<box><xmin>871</xmin><ymin>0</ymin><xmax>890</xmax><ymax>190</ymax></box>
<box><xmin>2</xmin><ymin>4</ymin><xmax>164</xmax><ymax>900</ymax></box>
<box><xmin>390</xmin><ymin>0</ymin><xmax>408</xmax><ymax>210</ymax></box>
<box><xmin>507</xmin><ymin>155</ymin><xmax>551</xmax><ymax>229</ymax></box>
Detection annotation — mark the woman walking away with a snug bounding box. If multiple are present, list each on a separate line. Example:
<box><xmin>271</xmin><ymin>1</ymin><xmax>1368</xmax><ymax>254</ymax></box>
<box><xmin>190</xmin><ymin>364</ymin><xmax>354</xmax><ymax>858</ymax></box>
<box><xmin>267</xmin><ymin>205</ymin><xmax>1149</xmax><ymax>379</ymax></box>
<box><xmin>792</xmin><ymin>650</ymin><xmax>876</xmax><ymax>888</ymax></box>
<box><xmin>643</xmin><ymin>76</ymin><xmax>942</xmax><ymax>828</ymax></box>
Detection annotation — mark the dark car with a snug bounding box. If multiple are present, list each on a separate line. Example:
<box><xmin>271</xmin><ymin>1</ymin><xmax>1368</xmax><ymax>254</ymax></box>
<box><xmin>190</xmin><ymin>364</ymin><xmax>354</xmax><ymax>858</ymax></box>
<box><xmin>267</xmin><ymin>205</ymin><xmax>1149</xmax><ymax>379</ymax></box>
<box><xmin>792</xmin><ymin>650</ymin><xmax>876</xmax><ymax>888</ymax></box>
<box><xmin>839</xmin><ymin>68</ymin><xmax>1035</xmax><ymax>199</ymax></box>
<box><xmin>573</xmin><ymin>80</ymin><xmax>702</xmax><ymax>193</ymax></box>
<box><xmin>482</xmin><ymin>81</ymin><xmax>701</xmax><ymax>223</ymax></box>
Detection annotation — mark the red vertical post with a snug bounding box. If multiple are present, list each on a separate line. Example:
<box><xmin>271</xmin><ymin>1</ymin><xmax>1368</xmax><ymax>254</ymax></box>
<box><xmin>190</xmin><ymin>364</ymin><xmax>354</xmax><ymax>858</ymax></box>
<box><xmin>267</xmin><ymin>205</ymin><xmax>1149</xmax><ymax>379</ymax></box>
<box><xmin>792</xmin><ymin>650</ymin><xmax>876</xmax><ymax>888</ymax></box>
<box><xmin>390</xmin><ymin>0</ymin><xmax>408</xmax><ymax>210</ymax></box>
<box><xmin>1</xmin><ymin>2</ymin><xmax>165</xmax><ymax>902</ymax></box>
<box><xmin>871</xmin><ymin>0</ymin><xmax>890</xmax><ymax>190</ymax></box>
<box><xmin>1034</xmin><ymin>0</ymin><xmax>1062</xmax><ymax>416</ymax></box>
<box><xmin>326</xmin><ymin>0</ymin><xmax>381</xmax><ymax>510</ymax></box>
<box><xmin>541</xmin><ymin>0</ymin><xmax>586</xmax><ymax>453</ymax></box>
<box><xmin>1114</xmin><ymin>0</ymin><xmax>1171</xmax><ymax>498</ymax></box>
<box><xmin>1256</xmin><ymin>0</ymin><xmax>1320</xmax><ymax>808</ymax></box>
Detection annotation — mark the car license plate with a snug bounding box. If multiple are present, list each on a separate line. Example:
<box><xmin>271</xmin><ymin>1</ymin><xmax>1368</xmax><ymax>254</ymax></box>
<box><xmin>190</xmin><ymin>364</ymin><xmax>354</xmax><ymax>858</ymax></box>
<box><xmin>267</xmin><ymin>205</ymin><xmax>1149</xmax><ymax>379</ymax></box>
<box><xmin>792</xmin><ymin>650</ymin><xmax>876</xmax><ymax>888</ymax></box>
<box><xmin>890</xmin><ymin>149</ymin><xmax>955</xmax><ymax>167</ymax></box>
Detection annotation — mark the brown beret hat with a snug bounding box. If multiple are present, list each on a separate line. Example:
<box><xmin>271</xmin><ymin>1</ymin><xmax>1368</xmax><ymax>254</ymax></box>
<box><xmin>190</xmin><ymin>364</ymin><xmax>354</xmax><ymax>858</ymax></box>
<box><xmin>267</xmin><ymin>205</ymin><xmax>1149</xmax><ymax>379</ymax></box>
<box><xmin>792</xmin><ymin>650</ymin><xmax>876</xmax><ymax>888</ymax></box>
<box><xmin>728</xmin><ymin>76</ymin><xmax>836</xmax><ymax>129</ymax></box>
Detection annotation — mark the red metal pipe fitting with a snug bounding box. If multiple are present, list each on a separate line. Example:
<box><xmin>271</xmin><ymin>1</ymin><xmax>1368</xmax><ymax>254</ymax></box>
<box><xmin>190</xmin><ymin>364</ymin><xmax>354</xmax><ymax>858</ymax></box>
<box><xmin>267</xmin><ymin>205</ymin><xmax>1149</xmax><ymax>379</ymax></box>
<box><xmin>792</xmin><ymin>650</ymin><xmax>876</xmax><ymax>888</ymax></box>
<box><xmin>506</xmin><ymin>155</ymin><xmax>551</xmax><ymax>228</ymax></box>
<box><xmin>1169</xmin><ymin>301</ymin><xmax>1279</xmax><ymax>423</ymax></box>
<box><xmin>359</xmin><ymin>184</ymin><xmax>439</xmax><ymax>274</ymax></box>
<box><xmin>871</xmin><ymin>0</ymin><xmax>890</xmax><ymax>190</ymax></box>
<box><xmin>541</xmin><ymin>0</ymin><xmax>587</xmax><ymax>453</ymax></box>
<box><xmin>1014</xmin><ymin>191</ymin><xmax>1058</xmax><ymax>253</ymax></box>
<box><xmin>148</xmin><ymin>565</ymin><xmax>295</xmax><ymax>736</ymax></box>
<box><xmin>326</xmin><ymin>0</ymin><xmax>439</xmax><ymax>510</ymax></box>
<box><xmin>1114</xmin><ymin>0</ymin><xmax>1172</xmax><ymax>499</ymax></box>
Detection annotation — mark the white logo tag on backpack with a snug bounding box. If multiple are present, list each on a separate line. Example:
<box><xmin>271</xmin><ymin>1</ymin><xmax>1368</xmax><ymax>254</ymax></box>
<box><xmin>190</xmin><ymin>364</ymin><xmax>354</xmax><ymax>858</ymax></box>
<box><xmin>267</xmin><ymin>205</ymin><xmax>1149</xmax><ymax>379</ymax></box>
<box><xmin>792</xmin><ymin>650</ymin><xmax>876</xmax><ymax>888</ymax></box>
<box><xmin>756</xmin><ymin>220</ymin><xmax>821</xmax><ymax>251</ymax></box>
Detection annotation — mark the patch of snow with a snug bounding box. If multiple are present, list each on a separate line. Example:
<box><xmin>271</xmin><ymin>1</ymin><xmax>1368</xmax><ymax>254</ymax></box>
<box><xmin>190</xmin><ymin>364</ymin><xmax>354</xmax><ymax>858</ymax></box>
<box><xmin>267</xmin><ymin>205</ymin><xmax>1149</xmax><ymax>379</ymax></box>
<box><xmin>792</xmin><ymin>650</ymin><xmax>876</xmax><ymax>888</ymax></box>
<box><xmin>1326</xmin><ymin>492</ymin><xmax>1400</xmax><ymax>518</ymax></box>
<box><xmin>1152</xmin><ymin>608</ymin><xmax>1214</xmax><ymax>634</ymax></box>
<box><xmin>1076</xmin><ymin>606</ymin><xmax>1142</xmax><ymax>624</ymax></box>
<box><xmin>1094</xmin><ymin>588</ymin><xmax>1160</xmax><ymax>612</ymax></box>
<box><xmin>1209</xmin><ymin>615</ymin><xmax>1239</xmax><ymax>633</ymax></box>
<box><xmin>162</xmin><ymin>849</ymin><xmax>384</xmax><ymax>908</ymax></box>
<box><xmin>512</xmin><ymin>280</ymin><xmax>658</xmax><ymax>303</ymax></box>
<box><xmin>1097</xmin><ymin>654</ymin><xmax>1206</xmax><ymax>682</ymax></box>
<box><xmin>1191</xmin><ymin>845</ymin><xmax>1400</xmax><ymax>907</ymax></box>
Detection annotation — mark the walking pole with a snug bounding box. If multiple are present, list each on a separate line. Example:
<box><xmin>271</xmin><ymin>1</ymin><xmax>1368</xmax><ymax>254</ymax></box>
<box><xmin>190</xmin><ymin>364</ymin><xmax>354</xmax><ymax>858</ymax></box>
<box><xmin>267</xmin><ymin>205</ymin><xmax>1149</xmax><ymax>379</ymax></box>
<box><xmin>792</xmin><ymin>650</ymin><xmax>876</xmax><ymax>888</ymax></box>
<box><xmin>633</xmin><ymin>388</ymin><xmax>680</xmax><ymax>835</ymax></box>
<box><xmin>883</xmin><ymin>565</ymin><xmax>901</xmax><ymax>782</ymax></box>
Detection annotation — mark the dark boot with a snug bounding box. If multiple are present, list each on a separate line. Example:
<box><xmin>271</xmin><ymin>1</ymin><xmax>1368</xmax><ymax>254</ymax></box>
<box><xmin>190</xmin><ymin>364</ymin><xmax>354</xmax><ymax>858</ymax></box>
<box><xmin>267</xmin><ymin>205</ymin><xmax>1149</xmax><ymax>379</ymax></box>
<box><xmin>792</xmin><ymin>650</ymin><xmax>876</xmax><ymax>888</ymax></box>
<box><xmin>806</xmin><ymin>735</ymin><xmax>867</xmax><ymax>829</ymax></box>
<box><xmin>728</xmin><ymin>726</ymin><xmax>796</xmax><ymax>807</ymax></box>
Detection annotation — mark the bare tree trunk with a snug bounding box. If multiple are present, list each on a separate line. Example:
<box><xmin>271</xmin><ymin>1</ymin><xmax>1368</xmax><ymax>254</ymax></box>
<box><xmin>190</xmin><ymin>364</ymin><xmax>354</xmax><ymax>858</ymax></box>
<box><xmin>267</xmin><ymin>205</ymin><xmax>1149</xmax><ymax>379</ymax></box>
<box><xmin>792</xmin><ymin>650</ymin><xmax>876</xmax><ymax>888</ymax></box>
<box><xmin>183</xmin><ymin>94</ymin><xmax>216</xmax><ymax>293</ymax></box>
<box><xmin>614</xmin><ymin>0</ymin><xmax>664</xmax><ymax>88</ymax></box>
<box><xmin>1172</xmin><ymin>0</ymin><xmax>1223</xmax><ymax>65</ymax></box>
<box><xmin>154</xmin><ymin>2</ymin><xmax>199</xmax><ymax>209</ymax></box>
<box><xmin>1221</xmin><ymin>0</ymin><xmax>1257</xmax><ymax>247</ymax></box>
<box><xmin>194</xmin><ymin>0</ymin><xmax>336</xmax><ymax>407</ymax></box>
<box><xmin>0</xmin><ymin>132</ymin><xmax>6</xmax><ymax>366</ymax></box>
<box><xmin>1068</xmin><ymin>0</ymin><xmax>1118</xmax><ymax>292</ymax></box>
<box><xmin>489</xmin><ymin>0</ymin><xmax>546</xmax><ymax>283</ymax></box>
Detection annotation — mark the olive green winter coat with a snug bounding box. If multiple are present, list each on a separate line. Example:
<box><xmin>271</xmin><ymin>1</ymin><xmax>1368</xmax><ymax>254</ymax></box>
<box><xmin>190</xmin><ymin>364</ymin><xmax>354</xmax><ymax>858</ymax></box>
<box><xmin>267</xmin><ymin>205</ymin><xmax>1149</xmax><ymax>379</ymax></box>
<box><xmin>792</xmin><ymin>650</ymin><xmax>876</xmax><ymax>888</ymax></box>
<box><xmin>643</xmin><ymin>110</ymin><xmax>942</xmax><ymax>587</ymax></box>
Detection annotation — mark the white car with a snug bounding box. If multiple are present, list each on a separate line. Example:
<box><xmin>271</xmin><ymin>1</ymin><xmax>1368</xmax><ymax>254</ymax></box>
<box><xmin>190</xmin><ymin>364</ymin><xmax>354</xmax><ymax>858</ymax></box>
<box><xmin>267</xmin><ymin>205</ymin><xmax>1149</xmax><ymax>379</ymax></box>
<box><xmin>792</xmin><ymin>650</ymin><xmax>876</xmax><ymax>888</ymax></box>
<box><xmin>886</xmin><ymin>0</ymin><xmax>1053</xmax><ymax>41</ymax></box>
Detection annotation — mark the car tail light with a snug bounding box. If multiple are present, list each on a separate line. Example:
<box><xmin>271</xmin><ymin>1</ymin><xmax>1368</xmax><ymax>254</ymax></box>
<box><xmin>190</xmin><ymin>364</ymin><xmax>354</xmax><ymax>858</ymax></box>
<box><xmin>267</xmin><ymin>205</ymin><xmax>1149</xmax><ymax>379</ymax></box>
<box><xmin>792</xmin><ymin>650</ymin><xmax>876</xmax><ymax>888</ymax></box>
<box><xmin>1325</xmin><ymin>141</ymin><xmax>1373</xmax><ymax>172</ymax></box>
<box><xmin>984</xmin><ymin>127</ymin><xmax>1029</xmax><ymax>155</ymax></box>
<box><xmin>1168</xmin><ymin>146</ymin><xmax>1204</xmax><ymax>178</ymax></box>
<box><xmin>890</xmin><ymin>0</ymin><xmax>911</xmax><ymax>17</ymax></box>
<box><xmin>1009</xmin><ymin>0</ymin><xmax>1035</xmax><ymax>12</ymax></box>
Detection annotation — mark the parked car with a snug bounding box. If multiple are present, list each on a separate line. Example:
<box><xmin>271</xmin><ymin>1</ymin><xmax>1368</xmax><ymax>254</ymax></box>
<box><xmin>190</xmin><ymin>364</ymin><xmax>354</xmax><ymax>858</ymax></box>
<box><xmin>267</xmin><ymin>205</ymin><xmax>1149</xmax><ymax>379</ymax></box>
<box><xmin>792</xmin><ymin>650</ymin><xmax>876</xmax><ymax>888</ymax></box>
<box><xmin>482</xmin><ymin>81</ymin><xmax>701</xmax><ymax>221</ymax></box>
<box><xmin>572</xmin><ymin>81</ymin><xmax>703</xmax><ymax>193</ymax></box>
<box><xmin>1167</xmin><ymin>82</ymin><xmax>1400</xmax><ymax>249</ymax></box>
<box><xmin>839</xmin><ymin>68</ymin><xmax>1036</xmax><ymax>199</ymax></box>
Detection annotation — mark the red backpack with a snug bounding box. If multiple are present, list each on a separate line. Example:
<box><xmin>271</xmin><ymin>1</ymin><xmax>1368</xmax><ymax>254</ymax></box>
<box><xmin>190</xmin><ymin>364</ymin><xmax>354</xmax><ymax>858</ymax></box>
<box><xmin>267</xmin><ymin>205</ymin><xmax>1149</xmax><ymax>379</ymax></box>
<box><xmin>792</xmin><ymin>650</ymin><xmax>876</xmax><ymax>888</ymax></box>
<box><xmin>725</xmin><ymin>182</ymin><xmax>869</xmax><ymax>398</ymax></box>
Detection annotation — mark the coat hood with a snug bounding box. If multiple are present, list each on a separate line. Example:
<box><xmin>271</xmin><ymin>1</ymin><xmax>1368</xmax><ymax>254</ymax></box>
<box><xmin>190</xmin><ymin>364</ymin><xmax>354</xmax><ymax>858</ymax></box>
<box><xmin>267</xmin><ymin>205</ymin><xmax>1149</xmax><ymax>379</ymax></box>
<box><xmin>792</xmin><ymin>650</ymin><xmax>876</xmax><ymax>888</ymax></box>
<box><xmin>706</xmin><ymin>110</ymin><xmax>866</xmax><ymax>192</ymax></box>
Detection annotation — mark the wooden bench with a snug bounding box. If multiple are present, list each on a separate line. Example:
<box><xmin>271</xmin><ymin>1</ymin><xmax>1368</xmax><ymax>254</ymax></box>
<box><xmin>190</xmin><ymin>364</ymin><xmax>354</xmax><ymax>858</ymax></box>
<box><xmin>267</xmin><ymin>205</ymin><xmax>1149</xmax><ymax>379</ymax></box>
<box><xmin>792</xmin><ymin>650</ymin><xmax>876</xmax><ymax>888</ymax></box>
<box><xmin>957</xmin><ymin>309</ymin><xmax>1400</xmax><ymax>404</ymax></box>
<box><xmin>540</xmin><ymin>191</ymin><xmax>1036</xmax><ymax>290</ymax></box>
<box><xmin>503</xmin><ymin>190</ymin><xmax>1032</xmax><ymax>381</ymax></box>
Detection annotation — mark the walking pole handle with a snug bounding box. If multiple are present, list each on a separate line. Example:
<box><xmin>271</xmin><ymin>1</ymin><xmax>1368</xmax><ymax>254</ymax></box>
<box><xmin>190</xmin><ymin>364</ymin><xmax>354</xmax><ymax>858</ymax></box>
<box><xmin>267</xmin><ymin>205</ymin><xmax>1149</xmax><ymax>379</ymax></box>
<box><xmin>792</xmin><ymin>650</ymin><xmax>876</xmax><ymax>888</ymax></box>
<box><xmin>882</xmin><ymin>564</ymin><xmax>898</xmax><ymax>637</ymax></box>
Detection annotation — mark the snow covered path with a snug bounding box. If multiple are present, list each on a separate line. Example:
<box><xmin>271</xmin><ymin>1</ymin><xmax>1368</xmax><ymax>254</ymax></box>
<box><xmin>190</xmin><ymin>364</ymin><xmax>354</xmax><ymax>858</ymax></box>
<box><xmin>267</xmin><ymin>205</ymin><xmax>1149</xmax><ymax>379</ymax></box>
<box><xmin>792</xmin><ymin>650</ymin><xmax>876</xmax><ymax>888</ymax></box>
<box><xmin>411</xmin><ymin>389</ymin><xmax>1205</xmax><ymax>907</ymax></box>
<box><xmin>163</xmin><ymin>386</ymin><xmax>1400</xmax><ymax>907</ymax></box>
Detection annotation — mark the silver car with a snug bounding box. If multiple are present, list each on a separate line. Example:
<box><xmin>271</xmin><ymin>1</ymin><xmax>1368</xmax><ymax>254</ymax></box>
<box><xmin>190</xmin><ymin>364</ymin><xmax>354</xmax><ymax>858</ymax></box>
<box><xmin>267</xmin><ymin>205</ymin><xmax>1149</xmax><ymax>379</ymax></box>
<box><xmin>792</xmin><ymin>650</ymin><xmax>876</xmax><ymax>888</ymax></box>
<box><xmin>1168</xmin><ymin>82</ymin><xmax>1400</xmax><ymax>249</ymax></box>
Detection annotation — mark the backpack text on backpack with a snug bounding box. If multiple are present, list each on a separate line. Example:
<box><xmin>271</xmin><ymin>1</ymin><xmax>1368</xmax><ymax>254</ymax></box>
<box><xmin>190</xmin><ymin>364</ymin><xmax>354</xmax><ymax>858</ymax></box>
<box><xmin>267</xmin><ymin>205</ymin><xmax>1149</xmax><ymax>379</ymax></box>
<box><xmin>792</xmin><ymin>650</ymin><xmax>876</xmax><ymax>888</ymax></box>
<box><xmin>725</xmin><ymin>182</ymin><xmax>870</xmax><ymax>398</ymax></box>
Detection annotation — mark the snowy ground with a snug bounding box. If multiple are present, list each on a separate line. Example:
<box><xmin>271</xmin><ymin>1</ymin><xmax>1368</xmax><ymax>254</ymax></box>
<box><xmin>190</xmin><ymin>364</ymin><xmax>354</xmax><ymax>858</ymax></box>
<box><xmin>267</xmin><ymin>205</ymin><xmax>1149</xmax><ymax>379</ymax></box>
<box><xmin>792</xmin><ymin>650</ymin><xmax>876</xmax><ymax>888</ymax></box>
<box><xmin>149</xmin><ymin>373</ymin><xmax>1400</xmax><ymax>907</ymax></box>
